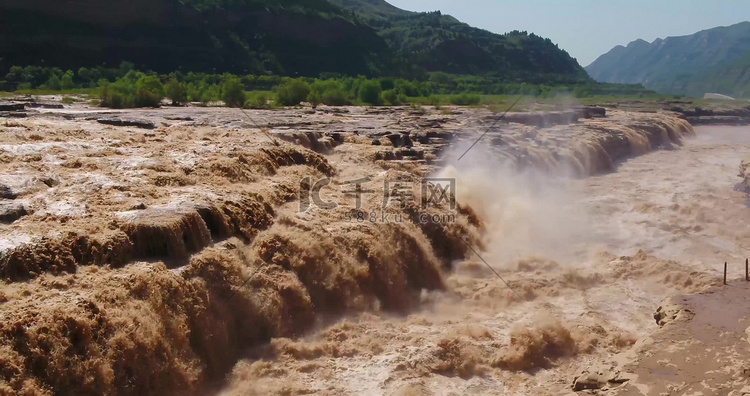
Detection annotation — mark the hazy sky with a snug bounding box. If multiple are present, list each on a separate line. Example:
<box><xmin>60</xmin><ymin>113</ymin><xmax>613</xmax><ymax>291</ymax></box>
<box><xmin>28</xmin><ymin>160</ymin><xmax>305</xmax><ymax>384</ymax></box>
<box><xmin>386</xmin><ymin>0</ymin><xmax>750</xmax><ymax>66</ymax></box>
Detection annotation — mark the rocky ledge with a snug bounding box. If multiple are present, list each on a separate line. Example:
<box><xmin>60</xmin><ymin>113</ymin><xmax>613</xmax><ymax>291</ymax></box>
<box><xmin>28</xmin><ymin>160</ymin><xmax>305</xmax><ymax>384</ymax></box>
<box><xmin>668</xmin><ymin>104</ymin><xmax>750</xmax><ymax>126</ymax></box>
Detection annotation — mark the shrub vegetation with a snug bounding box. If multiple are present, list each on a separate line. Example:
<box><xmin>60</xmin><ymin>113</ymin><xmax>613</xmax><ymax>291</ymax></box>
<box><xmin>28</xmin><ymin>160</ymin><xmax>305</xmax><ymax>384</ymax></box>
<box><xmin>222</xmin><ymin>76</ymin><xmax>246</xmax><ymax>108</ymax></box>
<box><xmin>358</xmin><ymin>80</ymin><xmax>382</xmax><ymax>105</ymax></box>
<box><xmin>165</xmin><ymin>79</ymin><xmax>188</xmax><ymax>105</ymax></box>
<box><xmin>275</xmin><ymin>79</ymin><xmax>311</xmax><ymax>106</ymax></box>
<box><xmin>2</xmin><ymin>63</ymin><xmax>669</xmax><ymax>109</ymax></box>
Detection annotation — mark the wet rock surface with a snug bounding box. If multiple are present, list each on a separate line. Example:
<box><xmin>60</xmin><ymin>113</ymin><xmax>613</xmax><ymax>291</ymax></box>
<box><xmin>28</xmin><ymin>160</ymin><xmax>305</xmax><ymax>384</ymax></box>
<box><xmin>0</xmin><ymin>201</ymin><xmax>26</xmax><ymax>223</ymax></box>
<box><xmin>0</xmin><ymin>184</ymin><xmax>16</xmax><ymax>199</ymax></box>
<box><xmin>653</xmin><ymin>300</ymin><xmax>692</xmax><ymax>326</ymax></box>
<box><xmin>0</xmin><ymin>103</ymin><xmax>26</xmax><ymax>112</ymax></box>
<box><xmin>671</xmin><ymin>105</ymin><xmax>750</xmax><ymax>125</ymax></box>
<box><xmin>97</xmin><ymin>117</ymin><xmax>156</xmax><ymax>129</ymax></box>
<box><xmin>27</xmin><ymin>103</ymin><xmax>64</xmax><ymax>109</ymax></box>
<box><xmin>572</xmin><ymin>365</ymin><xmax>633</xmax><ymax>391</ymax></box>
<box><xmin>572</xmin><ymin>370</ymin><xmax>607</xmax><ymax>391</ymax></box>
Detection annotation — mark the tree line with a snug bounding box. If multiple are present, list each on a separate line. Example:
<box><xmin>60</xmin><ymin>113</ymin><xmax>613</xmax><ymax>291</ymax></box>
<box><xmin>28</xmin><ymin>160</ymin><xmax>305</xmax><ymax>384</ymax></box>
<box><xmin>2</xmin><ymin>63</ymin><xmax>661</xmax><ymax>109</ymax></box>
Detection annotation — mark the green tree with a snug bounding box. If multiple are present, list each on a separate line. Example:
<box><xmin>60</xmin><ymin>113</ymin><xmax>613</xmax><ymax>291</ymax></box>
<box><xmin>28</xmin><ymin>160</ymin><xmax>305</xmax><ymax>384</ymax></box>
<box><xmin>381</xmin><ymin>89</ymin><xmax>399</xmax><ymax>105</ymax></box>
<box><xmin>5</xmin><ymin>66</ymin><xmax>24</xmax><ymax>83</ymax></box>
<box><xmin>77</xmin><ymin>67</ymin><xmax>90</xmax><ymax>82</ymax></box>
<box><xmin>429</xmin><ymin>72</ymin><xmax>453</xmax><ymax>86</ymax></box>
<box><xmin>394</xmin><ymin>79</ymin><xmax>420</xmax><ymax>96</ymax></box>
<box><xmin>100</xmin><ymin>86</ymin><xmax>123</xmax><ymax>108</ymax></box>
<box><xmin>307</xmin><ymin>91</ymin><xmax>322</xmax><ymax>108</ymax></box>
<box><xmin>276</xmin><ymin>79</ymin><xmax>311</xmax><ymax>106</ymax></box>
<box><xmin>60</xmin><ymin>70</ymin><xmax>75</xmax><ymax>90</ymax></box>
<box><xmin>134</xmin><ymin>75</ymin><xmax>165</xmax><ymax>107</ymax></box>
<box><xmin>245</xmin><ymin>92</ymin><xmax>272</xmax><ymax>109</ymax></box>
<box><xmin>222</xmin><ymin>76</ymin><xmax>246</xmax><ymax>107</ymax></box>
<box><xmin>380</xmin><ymin>77</ymin><xmax>395</xmax><ymax>91</ymax></box>
<box><xmin>165</xmin><ymin>79</ymin><xmax>188</xmax><ymax>105</ymax></box>
<box><xmin>78</xmin><ymin>67</ymin><xmax>102</xmax><ymax>88</ymax></box>
<box><xmin>322</xmin><ymin>88</ymin><xmax>347</xmax><ymax>106</ymax></box>
<box><xmin>46</xmin><ymin>75</ymin><xmax>62</xmax><ymax>90</ymax></box>
<box><xmin>358</xmin><ymin>80</ymin><xmax>382</xmax><ymax>105</ymax></box>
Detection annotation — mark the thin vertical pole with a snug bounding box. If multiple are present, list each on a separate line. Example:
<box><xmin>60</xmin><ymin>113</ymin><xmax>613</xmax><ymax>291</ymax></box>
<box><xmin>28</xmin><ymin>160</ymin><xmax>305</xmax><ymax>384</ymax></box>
<box><xmin>724</xmin><ymin>262</ymin><xmax>728</xmax><ymax>285</ymax></box>
<box><xmin>745</xmin><ymin>258</ymin><xmax>748</xmax><ymax>281</ymax></box>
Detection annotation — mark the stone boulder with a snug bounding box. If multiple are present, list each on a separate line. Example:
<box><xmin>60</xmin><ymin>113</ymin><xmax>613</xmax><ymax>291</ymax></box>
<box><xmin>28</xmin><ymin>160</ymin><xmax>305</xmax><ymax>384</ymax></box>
<box><xmin>0</xmin><ymin>201</ymin><xmax>27</xmax><ymax>223</ymax></box>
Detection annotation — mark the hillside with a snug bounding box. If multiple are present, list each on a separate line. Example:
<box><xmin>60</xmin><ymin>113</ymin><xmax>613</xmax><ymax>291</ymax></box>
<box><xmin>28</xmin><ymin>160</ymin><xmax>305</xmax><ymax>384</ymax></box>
<box><xmin>586</xmin><ymin>22</ymin><xmax>750</xmax><ymax>97</ymax></box>
<box><xmin>0</xmin><ymin>0</ymin><xmax>389</xmax><ymax>77</ymax></box>
<box><xmin>684</xmin><ymin>50</ymin><xmax>750</xmax><ymax>98</ymax></box>
<box><xmin>329</xmin><ymin>0</ymin><xmax>412</xmax><ymax>21</ymax></box>
<box><xmin>0</xmin><ymin>0</ymin><xmax>588</xmax><ymax>82</ymax></box>
<box><xmin>331</xmin><ymin>0</ymin><xmax>589</xmax><ymax>81</ymax></box>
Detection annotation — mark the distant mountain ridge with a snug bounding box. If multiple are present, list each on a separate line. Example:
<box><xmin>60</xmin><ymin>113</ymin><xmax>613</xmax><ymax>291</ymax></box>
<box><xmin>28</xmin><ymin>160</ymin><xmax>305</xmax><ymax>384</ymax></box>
<box><xmin>329</xmin><ymin>0</ymin><xmax>412</xmax><ymax>21</ymax></box>
<box><xmin>586</xmin><ymin>22</ymin><xmax>750</xmax><ymax>97</ymax></box>
<box><xmin>0</xmin><ymin>0</ymin><xmax>589</xmax><ymax>82</ymax></box>
<box><xmin>330</xmin><ymin>0</ymin><xmax>588</xmax><ymax>81</ymax></box>
<box><xmin>0</xmin><ymin>0</ymin><xmax>388</xmax><ymax>77</ymax></box>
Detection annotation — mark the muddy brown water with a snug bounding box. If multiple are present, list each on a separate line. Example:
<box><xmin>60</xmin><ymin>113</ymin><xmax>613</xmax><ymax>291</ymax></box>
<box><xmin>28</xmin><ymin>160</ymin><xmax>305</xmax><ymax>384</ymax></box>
<box><xmin>581</xmin><ymin>125</ymin><xmax>750</xmax><ymax>269</ymax></box>
<box><xmin>219</xmin><ymin>126</ymin><xmax>750</xmax><ymax>395</ymax></box>
<box><xmin>2</xmin><ymin>111</ymin><xmax>748</xmax><ymax>395</ymax></box>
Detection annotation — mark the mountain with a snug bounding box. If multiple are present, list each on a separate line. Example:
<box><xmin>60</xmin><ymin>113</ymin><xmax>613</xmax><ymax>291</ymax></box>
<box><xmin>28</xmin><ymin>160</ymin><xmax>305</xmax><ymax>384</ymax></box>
<box><xmin>0</xmin><ymin>0</ymin><xmax>389</xmax><ymax>77</ymax></box>
<box><xmin>682</xmin><ymin>49</ymin><xmax>750</xmax><ymax>98</ymax></box>
<box><xmin>0</xmin><ymin>0</ymin><xmax>588</xmax><ymax>82</ymax></box>
<box><xmin>586</xmin><ymin>22</ymin><xmax>750</xmax><ymax>97</ymax></box>
<box><xmin>329</xmin><ymin>0</ymin><xmax>412</xmax><ymax>21</ymax></box>
<box><xmin>331</xmin><ymin>0</ymin><xmax>589</xmax><ymax>81</ymax></box>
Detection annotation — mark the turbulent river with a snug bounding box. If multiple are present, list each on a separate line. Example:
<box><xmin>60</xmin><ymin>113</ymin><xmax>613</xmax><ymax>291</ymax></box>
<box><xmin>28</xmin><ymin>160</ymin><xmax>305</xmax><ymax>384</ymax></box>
<box><xmin>582</xmin><ymin>125</ymin><xmax>750</xmax><ymax>268</ymax></box>
<box><xmin>220</xmin><ymin>125</ymin><xmax>750</xmax><ymax>395</ymax></box>
<box><xmin>3</xmin><ymin>108</ymin><xmax>747</xmax><ymax>395</ymax></box>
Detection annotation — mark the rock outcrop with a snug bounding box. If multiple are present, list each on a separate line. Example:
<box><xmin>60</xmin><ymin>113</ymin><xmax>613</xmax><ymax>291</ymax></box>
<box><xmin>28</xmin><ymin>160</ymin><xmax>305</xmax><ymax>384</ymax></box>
<box><xmin>97</xmin><ymin>118</ymin><xmax>156</xmax><ymax>129</ymax></box>
<box><xmin>670</xmin><ymin>105</ymin><xmax>750</xmax><ymax>126</ymax></box>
